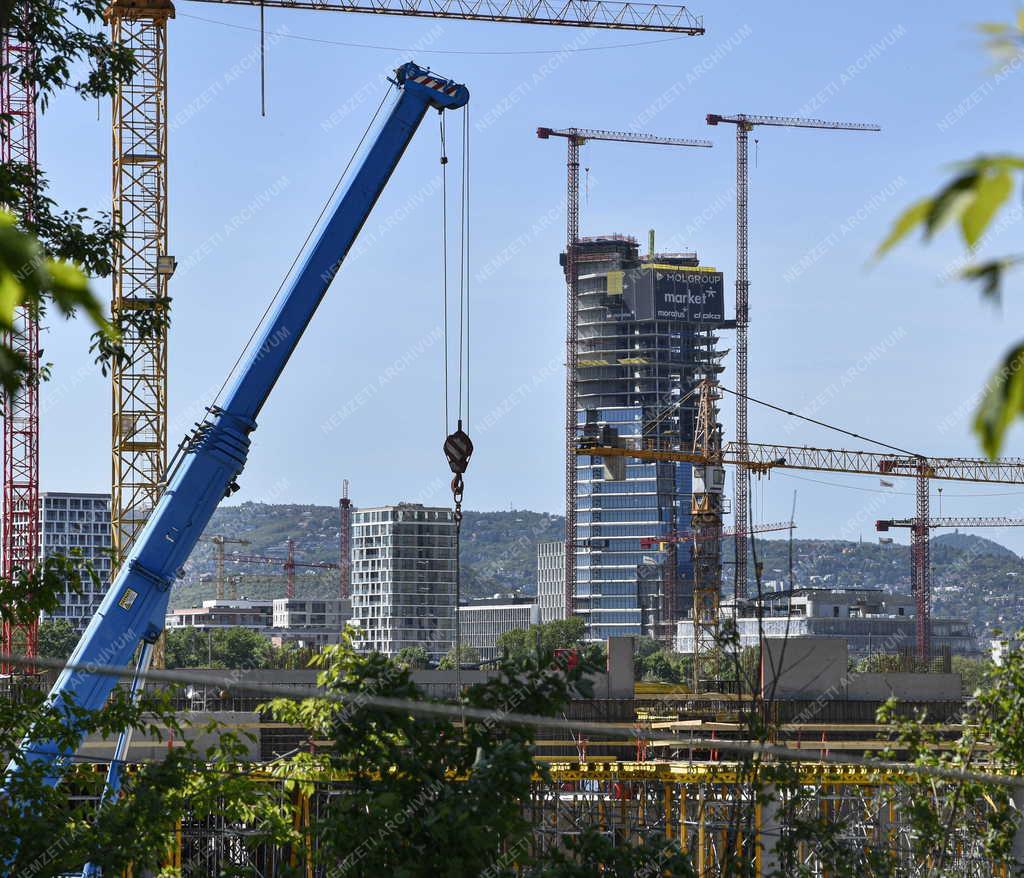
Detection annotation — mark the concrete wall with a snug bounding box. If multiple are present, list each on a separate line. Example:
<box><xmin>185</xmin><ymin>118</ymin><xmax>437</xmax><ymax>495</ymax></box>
<box><xmin>762</xmin><ymin>637</ymin><xmax>847</xmax><ymax>700</ymax></box>
<box><xmin>848</xmin><ymin>673</ymin><xmax>961</xmax><ymax>702</ymax></box>
<box><xmin>762</xmin><ymin>637</ymin><xmax>963</xmax><ymax>702</ymax></box>
<box><xmin>605</xmin><ymin>636</ymin><xmax>635</xmax><ymax>699</ymax></box>
<box><xmin>77</xmin><ymin>711</ymin><xmax>262</xmax><ymax>762</ymax></box>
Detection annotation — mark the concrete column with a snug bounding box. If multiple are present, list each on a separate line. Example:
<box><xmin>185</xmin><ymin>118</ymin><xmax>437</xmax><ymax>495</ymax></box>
<box><xmin>1012</xmin><ymin>785</ymin><xmax>1024</xmax><ymax>866</ymax></box>
<box><xmin>758</xmin><ymin>783</ymin><xmax>781</xmax><ymax>878</ymax></box>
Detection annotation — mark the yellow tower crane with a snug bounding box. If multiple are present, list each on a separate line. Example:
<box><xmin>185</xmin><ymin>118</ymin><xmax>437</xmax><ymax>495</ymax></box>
<box><xmin>579</xmin><ymin>380</ymin><xmax>1024</xmax><ymax>687</ymax></box>
<box><xmin>103</xmin><ymin>0</ymin><xmax>706</xmax><ymax>581</ymax></box>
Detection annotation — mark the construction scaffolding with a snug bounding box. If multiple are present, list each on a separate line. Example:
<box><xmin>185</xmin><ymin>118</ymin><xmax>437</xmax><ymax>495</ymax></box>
<box><xmin>108</xmin><ymin>0</ymin><xmax>174</xmax><ymax>563</ymax></box>
<box><xmin>84</xmin><ymin>762</ymin><xmax>1008</xmax><ymax>877</ymax></box>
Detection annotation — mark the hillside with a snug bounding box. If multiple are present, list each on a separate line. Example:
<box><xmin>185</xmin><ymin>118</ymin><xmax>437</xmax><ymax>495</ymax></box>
<box><xmin>737</xmin><ymin>533</ymin><xmax>1024</xmax><ymax>640</ymax></box>
<box><xmin>171</xmin><ymin>504</ymin><xmax>563</xmax><ymax>608</ymax></box>
<box><xmin>171</xmin><ymin>505</ymin><xmax>1024</xmax><ymax>641</ymax></box>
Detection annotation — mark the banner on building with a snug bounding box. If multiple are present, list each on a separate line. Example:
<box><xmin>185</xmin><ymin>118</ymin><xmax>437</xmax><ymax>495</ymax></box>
<box><xmin>620</xmin><ymin>267</ymin><xmax>726</xmax><ymax>323</ymax></box>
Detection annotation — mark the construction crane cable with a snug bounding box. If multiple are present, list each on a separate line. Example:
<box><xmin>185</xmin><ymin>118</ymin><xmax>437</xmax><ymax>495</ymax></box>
<box><xmin>207</xmin><ymin>82</ymin><xmax>396</xmax><ymax>413</ymax></box>
<box><xmin>717</xmin><ymin>385</ymin><xmax>922</xmax><ymax>459</ymax></box>
<box><xmin>259</xmin><ymin>1</ymin><xmax>266</xmax><ymax>116</ymax></box>
<box><xmin>440</xmin><ymin>111</ymin><xmax>450</xmax><ymax>431</ymax></box>
<box><xmin>440</xmin><ymin>107</ymin><xmax>473</xmax><ymax>707</ymax></box>
<box><xmin>458</xmin><ymin>106</ymin><xmax>469</xmax><ymax>424</ymax></box>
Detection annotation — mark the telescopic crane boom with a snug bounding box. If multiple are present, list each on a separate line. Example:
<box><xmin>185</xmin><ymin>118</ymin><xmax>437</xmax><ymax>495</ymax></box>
<box><xmin>537</xmin><ymin>124</ymin><xmax>712</xmax><ymax>620</ymax></box>
<box><xmin>705</xmin><ymin>112</ymin><xmax>880</xmax><ymax>602</ymax></box>
<box><xmin>10</xmin><ymin>61</ymin><xmax>469</xmax><ymax>788</ymax></box>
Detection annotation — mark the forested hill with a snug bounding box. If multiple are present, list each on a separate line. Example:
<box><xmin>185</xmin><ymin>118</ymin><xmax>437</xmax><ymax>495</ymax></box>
<box><xmin>738</xmin><ymin>532</ymin><xmax>1024</xmax><ymax>638</ymax></box>
<box><xmin>170</xmin><ymin>504</ymin><xmax>564</xmax><ymax>608</ymax></box>
<box><xmin>170</xmin><ymin>504</ymin><xmax>1024</xmax><ymax>637</ymax></box>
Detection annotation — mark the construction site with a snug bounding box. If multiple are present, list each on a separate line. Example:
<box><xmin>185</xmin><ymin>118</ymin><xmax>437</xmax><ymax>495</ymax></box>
<box><xmin>2</xmin><ymin>0</ymin><xmax>1024</xmax><ymax>874</ymax></box>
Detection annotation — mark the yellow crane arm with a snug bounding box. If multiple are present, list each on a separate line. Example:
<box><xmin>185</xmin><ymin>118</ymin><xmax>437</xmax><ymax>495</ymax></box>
<box><xmin>577</xmin><ymin>440</ymin><xmax>1024</xmax><ymax>485</ymax></box>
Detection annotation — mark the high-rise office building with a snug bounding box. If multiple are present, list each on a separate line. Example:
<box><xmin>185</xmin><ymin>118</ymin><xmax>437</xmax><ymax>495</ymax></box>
<box><xmin>350</xmin><ymin>503</ymin><xmax>456</xmax><ymax>660</ymax></box>
<box><xmin>569</xmin><ymin>235</ymin><xmax>725</xmax><ymax>640</ymax></box>
<box><xmin>38</xmin><ymin>492</ymin><xmax>113</xmax><ymax>632</ymax></box>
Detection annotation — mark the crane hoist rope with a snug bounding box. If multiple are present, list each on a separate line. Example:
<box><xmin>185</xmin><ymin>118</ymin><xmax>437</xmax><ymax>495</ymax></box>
<box><xmin>439</xmin><ymin>105</ymin><xmax>473</xmax><ymax>683</ymax></box>
<box><xmin>5</xmin><ymin>67</ymin><xmax>473</xmax><ymax>869</ymax></box>
<box><xmin>197</xmin><ymin>82</ymin><xmax>397</xmax><ymax>430</ymax></box>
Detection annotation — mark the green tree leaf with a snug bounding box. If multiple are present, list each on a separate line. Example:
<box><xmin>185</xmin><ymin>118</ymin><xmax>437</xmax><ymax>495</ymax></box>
<box><xmin>973</xmin><ymin>343</ymin><xmax>1024</xmax><ymax>457</ymax></box>
<box><xmin>961</xmin><ymin>167</ymin><xmax>1013</xmax><ymax>247</ymax></box>
<box><xmin>876</xmin><ymin>197</ymin><xmax>933</xmax><ymax>256</ymax></box>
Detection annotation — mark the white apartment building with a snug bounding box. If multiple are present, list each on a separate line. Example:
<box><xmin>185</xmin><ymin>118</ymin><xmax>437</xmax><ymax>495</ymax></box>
<box><xmin>39</xmin><ymin>492</ymin><xmax>113</xmax><ymax>632</ymax></box>
<box><xmin>272</xmin><ymin>597</ymin><xmax>351</xmax><ymax>629</ymax></box>
<box><xmin>350</xmin><ymin>503</ymin><xmax>456</xmax><ymax>660</ymax></box>
<box><xmin>460</xmin><ymin>597</ymin><xmax>537</xmax><ymax>660</ymax></box>
<box><xmin>536</xmin><ymin>540</ymin><xmax>566</xmax><ymax>623</ymax></box>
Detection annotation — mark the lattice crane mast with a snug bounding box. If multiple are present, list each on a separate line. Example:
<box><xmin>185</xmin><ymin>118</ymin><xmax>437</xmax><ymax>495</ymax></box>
<box><xmin>536</xmin><ymin>125</ymin><xmax>712</xmax><ymax>620</ymax></box>
<box><xmin>876</xmin><ymin>516</ymin><xmax>1024</xmax><ymax>656</ymax></box>
<box><xmin>705</xmin><ymin>113</ymin><xmax>880</xmax><ymax>603</ymax></box>
<box><xmin>104</xmin><ymin>0</ymin><xmax>705</xmax><ymax>609</ymax></box>
<box><xmin>0</xmin><ymin>10</ymin><xmax>40</xmax><ymax>676</ymax></box>
<box><xmin>229</xmin><ymin>538</ymin><xmax>339</xmax><ymax>598</ymax></box>
<box><xmin>579</xmin><ymin>382</ymin><xmax>1024</xmax><ymax>663</ymax></box>
<box><xmin>199</xmin><ymin>535</ymin><xmax>252</xmax><ymax>600</ymax></box>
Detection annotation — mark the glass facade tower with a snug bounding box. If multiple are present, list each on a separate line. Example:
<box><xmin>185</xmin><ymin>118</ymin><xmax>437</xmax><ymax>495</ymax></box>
<box><xmin>569</xmin><ymin>235</ymin><xmax>724</xmax><ymax>640</ymax></box>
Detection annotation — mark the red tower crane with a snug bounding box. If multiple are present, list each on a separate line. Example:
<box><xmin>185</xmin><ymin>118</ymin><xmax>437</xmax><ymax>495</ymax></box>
<box><xmin>228</xmin><ymin>538</ymin><xmax>339</xmax><ymax>598</ymax></box>
<box><xmin>536</xmin><ymin>125</ymin><xmax>713</xmax><ymax>620</ymax></box>
<box><xmin>0</xmin><ymin>19</ymin><xmax>40</xmax><ymax>675</ymax></box>
<box><xmin>876</xmin><ymin>515</ymin><xmax>1024</xmax><ymax>657</ymax></box>
<box><xmin>339</xmin><ymin>479</ymin><xmax>353</xmax><ymax>600</ymax></box>
<box><xmin>580</xmin><ymin>378</ymin><xmax>1024</xmax><ymax>661</ymax></box>
<box><xmin>705</xmin><ymin>113</ymin><xmax>880</xmax><ymax>602</ymax></box>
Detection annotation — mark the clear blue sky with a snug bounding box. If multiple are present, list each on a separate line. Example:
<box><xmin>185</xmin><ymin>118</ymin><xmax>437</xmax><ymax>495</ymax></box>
<box><xmin>36</xmin><ymin>0</ymin><xmax>1024</xmax><ymax>553</ymax></box>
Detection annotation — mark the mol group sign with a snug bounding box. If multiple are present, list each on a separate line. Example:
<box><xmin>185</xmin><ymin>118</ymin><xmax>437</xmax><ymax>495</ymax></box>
<box><xmin>620</xmin><ymin>266</ymin><xmax>725</xmax><ymax>323</ymax></box>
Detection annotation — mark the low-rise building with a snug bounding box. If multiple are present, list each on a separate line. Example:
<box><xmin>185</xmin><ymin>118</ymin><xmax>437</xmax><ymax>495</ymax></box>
<box><xmin>166</xmin><ymin>600</ymin><xmax>273</xmax><ymax>631</ymax></box>
<box><xmin>272</xmin><ymin>597</ymin><xmax>351</xmax><ymax>630</ymax></box>
<box><xmin>676</xmin><ymin>587</ymin><xmax>976</xmax><ymax>658</ymax></box>
<box><xmin>460</xmin><ymin>596</ymin><xmax>537</xmax><ymax>660</ymax></box>
<box><xmin>268</xmin><ymin>629</ymin><xmax>342</xmax><ymax>648</ymax></box>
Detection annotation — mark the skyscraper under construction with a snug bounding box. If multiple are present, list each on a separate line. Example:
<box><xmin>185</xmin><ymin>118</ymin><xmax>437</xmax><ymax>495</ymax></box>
<box><xmin>569</xmin><ymin>234</ymin><xmax>726</xmax><ymax>640</ymax></box>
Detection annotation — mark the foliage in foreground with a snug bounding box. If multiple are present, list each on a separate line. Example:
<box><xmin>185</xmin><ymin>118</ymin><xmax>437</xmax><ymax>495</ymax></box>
<box><xmin>878</xmin><ymin>13</ymin><xmax>1024</xmax><ymax>456</ymax></box>
<box><xmin>0</xmin><ymin>0</ymin><xmax>179</xmax><ymax>398</ymax></box>
<box><xmin>263</xmin><ymin>633</ymin><xmax>691</xmax><ymax>876</ymax></box>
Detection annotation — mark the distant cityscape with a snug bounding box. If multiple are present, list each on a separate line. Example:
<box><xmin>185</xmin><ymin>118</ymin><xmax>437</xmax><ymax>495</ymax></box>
<box><xmin>35</xmin><ymin>491</ymin><xmax>1024</xmax><ymax>665</ymax></box>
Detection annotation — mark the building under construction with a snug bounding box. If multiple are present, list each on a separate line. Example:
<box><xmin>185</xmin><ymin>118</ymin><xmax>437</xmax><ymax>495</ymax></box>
<box><xmin>569</xmin><ymin>234</ymin><xmax>727</xmax><ymax>640</ymax></box>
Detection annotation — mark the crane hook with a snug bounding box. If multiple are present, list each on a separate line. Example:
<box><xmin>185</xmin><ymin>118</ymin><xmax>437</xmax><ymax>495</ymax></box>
<box><xmin>443</xmin><ymin>419</ymin><xmax>473</xmax><ymax>519</ymax></box>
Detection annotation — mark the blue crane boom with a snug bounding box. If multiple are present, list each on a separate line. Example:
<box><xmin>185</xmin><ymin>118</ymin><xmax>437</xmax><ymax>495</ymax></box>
<box><xmin>12</xmin><ymin>61</ymin><xmax>469</xmax><ymax>782</ymax></box>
